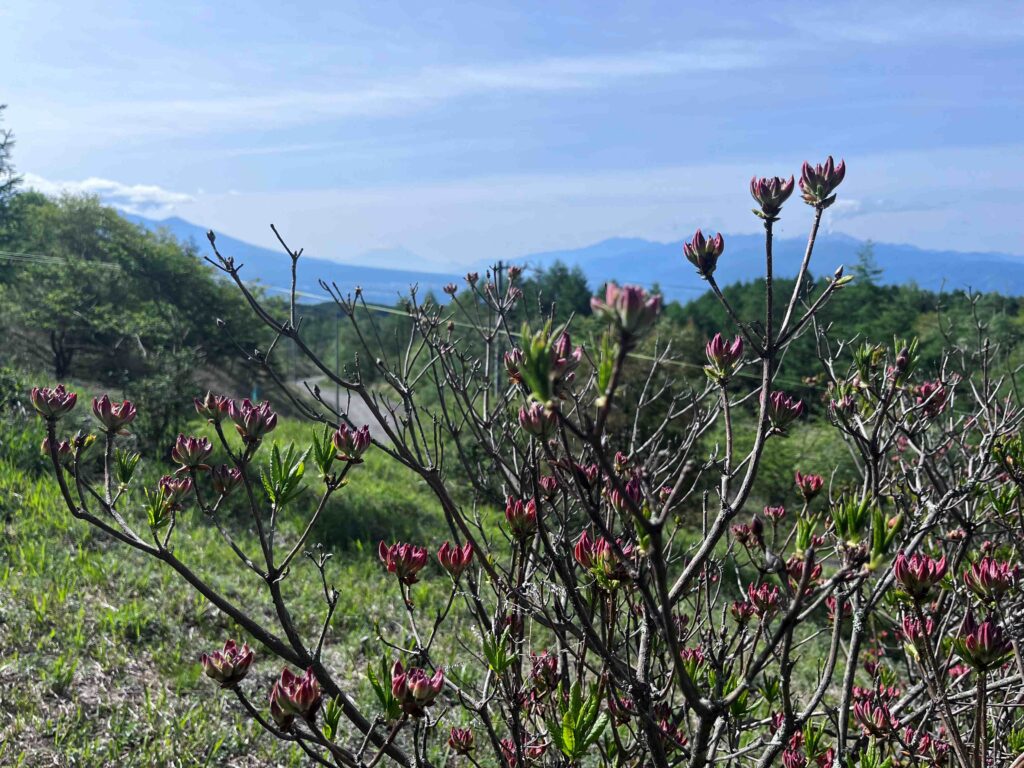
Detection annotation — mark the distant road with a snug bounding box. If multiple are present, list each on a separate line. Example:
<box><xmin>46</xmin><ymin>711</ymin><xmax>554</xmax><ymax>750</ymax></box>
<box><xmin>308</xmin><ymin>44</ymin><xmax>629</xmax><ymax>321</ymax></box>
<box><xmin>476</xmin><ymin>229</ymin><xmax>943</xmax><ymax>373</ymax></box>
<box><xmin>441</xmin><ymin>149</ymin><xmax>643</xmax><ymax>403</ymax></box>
<box><xmin>287</xmin><ymin>376</ymin><xmax>394</xmax><ymax>440</ymax></box>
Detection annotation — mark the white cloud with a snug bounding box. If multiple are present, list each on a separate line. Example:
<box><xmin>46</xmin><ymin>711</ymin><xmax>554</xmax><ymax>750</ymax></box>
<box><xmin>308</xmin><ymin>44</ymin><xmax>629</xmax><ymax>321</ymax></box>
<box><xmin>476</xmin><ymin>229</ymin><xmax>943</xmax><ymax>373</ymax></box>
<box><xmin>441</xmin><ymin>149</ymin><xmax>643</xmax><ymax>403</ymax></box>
<box><xmin>26</xmin><ymin>44</ymin><xmax>766</xmax><ymax>141</ymax></box>
<box><xmin>22</xmin><ymin>173</ymin><xmax>194</xmax><ymax>216</ymax></box>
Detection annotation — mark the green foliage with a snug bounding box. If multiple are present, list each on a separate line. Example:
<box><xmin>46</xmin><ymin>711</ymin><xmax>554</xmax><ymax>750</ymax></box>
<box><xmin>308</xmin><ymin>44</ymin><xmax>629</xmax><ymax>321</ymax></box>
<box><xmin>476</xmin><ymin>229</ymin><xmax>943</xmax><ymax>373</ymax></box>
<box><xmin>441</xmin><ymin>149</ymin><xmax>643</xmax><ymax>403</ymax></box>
<box><xmin>520</xmin><ymin>260</ymin><xmax>593</xmax><ymax>321</ymax></box>
<box><xmin>260</xmin><ymin>442</ymin><xmax>308</xmax><ymax>508</ymax></box>
<box><xmin>546</xmin><ymin>680</ymin><xmax>609</xmax><ymax>762</ymax></box>
<box><xmin>0</xmin><ymin>192</ymin><xmax>276</xmax><ymax>450</ymax></box>
<box><xmin>367</xmin><ymin>656</ymin><xmax>402</xmax><ymax>722</ymax></box>
<box><xmin>481</xmin><ymin>627</ymin><xmax>516</xmax><ymax>673</ymax></box>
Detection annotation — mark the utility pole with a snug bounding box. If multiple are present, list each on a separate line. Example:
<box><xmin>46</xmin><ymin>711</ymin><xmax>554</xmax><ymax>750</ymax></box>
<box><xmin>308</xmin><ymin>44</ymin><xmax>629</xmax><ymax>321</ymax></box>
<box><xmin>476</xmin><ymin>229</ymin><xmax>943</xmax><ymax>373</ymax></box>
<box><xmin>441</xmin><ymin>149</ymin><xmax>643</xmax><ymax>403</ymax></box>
<box><xmin>494</xmin><ymin>260</ymin><xmax>503</xmax><ymax>400</ymax></box>
<box><xmin>335</xmin><ymin>307</ymin><xmax>341</xmax><ymax>416</ymax></box>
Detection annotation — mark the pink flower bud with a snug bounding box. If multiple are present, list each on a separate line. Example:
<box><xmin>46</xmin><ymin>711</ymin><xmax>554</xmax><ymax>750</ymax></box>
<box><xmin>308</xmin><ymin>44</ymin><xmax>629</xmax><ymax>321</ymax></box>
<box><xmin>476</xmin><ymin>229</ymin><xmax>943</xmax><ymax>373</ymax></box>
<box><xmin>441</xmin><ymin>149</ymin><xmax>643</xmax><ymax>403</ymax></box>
<box><xmin>915</xmin><ymin>380</ymin><xmax>949</xmax><ymax>418</ymax></box>
<box><xmin>448</xmin><ymin>727</ymin><xmax>474</xmax><ymax>754</ymax></box>
<box><xmin>963</xmin><ymin>556</ymin><xmax>1019</xmax><ymax>601</ymax></box>
<box><xmin>194</xmin><ymin>392</ymin><xmax>231</xmax><ymax>423</ymax></box>
<box><xmin>30</xmin><ymin>384</ymin><xmax>78</xmax><ymax>420</ymax></box>
<box><xmin>270</xmin><ymin>667</ymin><xmax>321</xmax><ymax>728</ymax></box>
<box><xmin>378</xmin><ymin>541</ymin><xmax>429</xmax><ymax>585</ymax></box>
<box><xmin>437</xmin><ymin>541</ymin><xmax>473</xmax><ymax>578</ymax></box>
<box><xmin>504</xmin><ymin>348</ymin><xmax>524</xmax><ymax>384</ymax></box>
<box><xmin>769</xmin><ymin>391</ymin><xmax>805</xmax><ymax>433</ymax></box>
<box><xmin>505</xmin><ymin>496</ymin><xmax>538</xmax><ymax>539</ymax></box>
<box><xmin>41</xmin><ymin>437</ymin><xmax>74</xmax><ymax>467</ymax></box>
<box><xmin>332</xmin><ymin>423</ymin><xmax>371</xmax><ymax>462</ymax></box>
<box><xmin>794</xmin><ymin>471</ymin><xmax>823</xmax><ymax>501</ymax></box>
<box><xmin>892</xmin><ymin>551</ymin><xmax>947</xmax><ymax>600</ymax></box>
<box><xmin>211</xmin><ymin>464</ymin><xmax>243</xmax><ymax>496</ymax></box>
<box><xmin>518</xmin><ymin>402</ymin><xmax>557</xmax><ymax>439</ymax></box>
<box><xmin>731</xmin><ymin>599</ymin><xmax>755</xmax><ymax>624</ymax></box>
<box><xmin>91</xmin><ymin>395</ymin><xmax>137</xmax><ymax>433</ymax></box>
<box><xmin>957</xmin><ymin>611</ymin><xmax>1012</xmax><ymax>671</ymax></box>
<box><xmin>227</xmin><ymin>399</ymin><xmax>278</xmax><ymax>445</ymax></box>
<box><xmin>764</xmin><ymin>505</ymin><xmax>786</xmax><ymax>522</ymax></box>
<box><xmin>443</xmin><ymin>282</ymin><xmax>459</xmax><ymax>296</ymax></box>
<box><xmin>590</xmin><ymin>282</ymin><xmax>662</xmax><ymax>338</ymax></box>
<box><xmin>799</xmin><ymin>156</ymin><xmax>846</xmax><ymax>208</ymax></box>
<box><xmin>853</xmin><ymin>699</ymin><xmax>898</xmax><ymax>736</ymax></box>
<box><xmin>606</xmin><ymin>475</ymin><xmax>643</xmax><ymax>515</ymax></box>
<box><xmin>573</xmin><ymin>529</ymin><xmax>596</xmax><ymax>569</ymax></box>
<box><xmin>538</xmin><ymin>475</ymin><xmax>559</xmax><ymax>499</ymax></box>
<box><xmin>900</xmin><ymin>614</ymin><xmax>935</xmax><ymax>644</ymax></box>
<box><xmin>201</xmin><ymin>639</ymin><xmax>253</xmax><ymax>687</ymax></box>
<box><xmin>704</xmin><ymin>333</ymin><xmax>743</xmax><ymax>381</ymax></box>
<box><xmin>171</xmin><ymin>434</ymin><xmax>213</xmax><ymax>471</ymax></box>
<box><xmin>391</xmin><ymin>660</ymin><xmax>444</xmax><ymax>717</ymax></box>
<box><xmin>683</xmin><ymin>229</ymin><xmax>725</xmax><ymax>279</ymax></box>
<box><xmin>746</xmin><ymin>582</ymin><xmax>780</xmax><ymax>619</ymax></box>
<box><xmin>750</xmin><ymin>175</ymin><xmax>795</xmax><ymax>220</ymax></box>
<box><xmin>158</xmin><ymin>475</ymin><xmax>193</xmax><ymax>509</ymax></box>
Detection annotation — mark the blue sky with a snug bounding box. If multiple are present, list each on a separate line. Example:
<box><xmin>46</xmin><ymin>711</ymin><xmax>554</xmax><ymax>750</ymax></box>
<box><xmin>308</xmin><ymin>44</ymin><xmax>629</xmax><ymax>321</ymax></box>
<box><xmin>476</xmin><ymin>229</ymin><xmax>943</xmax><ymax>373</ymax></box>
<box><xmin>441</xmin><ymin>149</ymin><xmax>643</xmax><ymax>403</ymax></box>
<box><xmin>5</xmin><ymin>1</ymin><xmax>1023</xmax><ymax>269</ymax></box>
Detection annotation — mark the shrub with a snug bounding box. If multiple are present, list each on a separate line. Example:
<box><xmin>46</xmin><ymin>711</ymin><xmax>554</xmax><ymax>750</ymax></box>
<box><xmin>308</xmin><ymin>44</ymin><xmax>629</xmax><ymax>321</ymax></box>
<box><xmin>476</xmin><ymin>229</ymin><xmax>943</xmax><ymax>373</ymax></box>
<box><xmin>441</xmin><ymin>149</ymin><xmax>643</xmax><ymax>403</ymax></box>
<box><xmin>33</xmin><ymin>157</ymin><xmax>1024</xmax><ymax>767</ymax></box>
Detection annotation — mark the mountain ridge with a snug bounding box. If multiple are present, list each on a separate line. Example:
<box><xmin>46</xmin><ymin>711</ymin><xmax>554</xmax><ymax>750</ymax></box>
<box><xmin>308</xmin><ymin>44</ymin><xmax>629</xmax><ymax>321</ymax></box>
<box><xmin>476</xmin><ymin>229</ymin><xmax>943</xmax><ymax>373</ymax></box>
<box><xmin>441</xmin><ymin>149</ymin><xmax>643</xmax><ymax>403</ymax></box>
<box><xmin>127</xmin><ymin>213</ymin><xmax>1024</xmax><ymax>303</ymax></box>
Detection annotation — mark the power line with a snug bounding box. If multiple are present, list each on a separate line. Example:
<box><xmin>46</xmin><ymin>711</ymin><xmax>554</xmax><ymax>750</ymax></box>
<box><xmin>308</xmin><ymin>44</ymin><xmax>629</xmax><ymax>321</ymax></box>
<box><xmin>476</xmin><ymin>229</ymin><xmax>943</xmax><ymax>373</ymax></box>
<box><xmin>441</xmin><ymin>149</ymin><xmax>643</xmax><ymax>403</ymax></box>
<box><xmin>263</xmin><ymin>285</ymin><xmax>811</xmax><ymax>389</ymax></box>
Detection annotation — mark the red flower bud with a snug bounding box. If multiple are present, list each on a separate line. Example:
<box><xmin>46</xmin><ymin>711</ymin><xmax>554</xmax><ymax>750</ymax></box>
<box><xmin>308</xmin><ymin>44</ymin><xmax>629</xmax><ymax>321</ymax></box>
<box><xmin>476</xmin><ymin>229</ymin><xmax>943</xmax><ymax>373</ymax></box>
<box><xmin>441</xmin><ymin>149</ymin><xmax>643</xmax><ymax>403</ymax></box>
<box><xmin>391</xmin><ymin>660</ymin><xmax>444</xmax><ymax>717</ymax></box>
<box><xmin>518</xmin><ymin>402</ymin><xmax>557</xmax><ymax>439</ymax></box>
<box><xmin>211</xmin><ymin>464</ymin><xmax>243</xmax><ymax>496</ymax></box>
<box><xmin>590</xmin><ymin>282</ymin><xmax>662</xmax><ymax>338</ymax></box>
<box><xmin>41</xmin><ymin>436</ymin><xmax>74</xmax><ymax>467</ymax></box>
<box><xmin>158</xmin><ymin>475</ymin><xmax>193</xmax><ymax>509</ymax></box>
<box><xmin>171</xmin><ymin>434</ymin><xmax>213</xmax><ymax>471</ymax></box>
<box><xmin>799</xmin><ymin>156</ymin><xmax>846</xmax><ymax>208</ymax></box>
<box><xmin>914</xmin><ymin>380</ymin><xmax>949</xmax><ymax>418</ymax></box>
<box><xmin>227</xmin><ymin>399</ymin><xmax>278</xmax><ymax>445</ymax></box>
<box><xmin>750</xmin><ymin>175</ymin><xmax>795</xmax><ymax>220</ymax></box>
<box><xmin>892</xmin><ymin>551</ymin><xmax>947</xmax><ymax>600</ymax></box>
<box><xmin>505</xmin><ymin>496</ymin><xmax>538</xmax><ymax>539</ymax></box>
<box><xmin>683</xmin><ymin>229</ymin><xmax>725</xmax><ymax>279</ymax></box>
<box><xmin>379</xmin><ymin>541</ymin><xmax>428</xmax><ymax>585</ymax></box>
<box><xmin>769</xmin><ymin>391</ymin><xmax>805</xmax><ymax>433</ymax></box>
<box><xmin>201</xmin><ymin>639</ymin><xmax>253</xmax><ymax>687</ymax></box>
<box><xmin>437</xmin><ymin>541</ymin><xmax>473</xmax><ymax>578</ymax></box>
<box><xmin>448</xmin><ymin>727</ymin><xmax>474</xmax><ymax>754</ymax></box>
<box><xmin>574</xmin><ymin>529</ymin><xmax>596</xmax><ymax>570</ymax></box>
<box><xmin>194</xmin><ymin>392</ymin><xmax>231</xmax><ymax>423</ymax></box>
<box><xmin>332</xmin><ymin>423</ymin><xmax>371</xmax><ymax>462</ymax></box>
<box><xmin>963</xmin><ymin>556</ymin><xmax>1019</xmax><ymax>601</ymax></box>
<box><xmin>794</xmin><ymin>471</ymin><xmax>823</xmax><ymax>501</ymax></box>
<box><xmin>91</xmin><ymin>395</ymin><xmax>137</xmax><ymax>433</ymax></box>
<box><xmin>270</xmin><ymin>667</ymin><xmax>321</xmax><ymax>728</ymax></box>
<box><xmin>746</xmin><ymin>582</ymin><xmax>780</xmax><ymax>619</ymax></box>
<box><xmin>30</xmin><ymin>384</ymin><xmax>78</xmax><ymax>420</ymax></box>
<box><xmin>704</xmin><ymin>333</ymin><xmax>743</xmax><ymax>381</ymax></box>
<box><xmin>538</xmin><ymin>475</ymin><xmax>559</xmax><ymax>499</ymax></box>
<box><xmin>503</xmin><ymin>349</ymin><xmax>526</xmax><ymax>388</ymax></box>
<box><xmin>956</xmin><ymin>611</ymin><xmax>1012</xmax><ymax>671</ymax></box>
<box><xmin>900</xmin><ymin>614</ymin><xmax>935</xmax><ymax>644</ymax></box>
<box><xmin>853</xmin><ymin>699</ymin><xmax>898</xmax><ymax>736</ymax></box>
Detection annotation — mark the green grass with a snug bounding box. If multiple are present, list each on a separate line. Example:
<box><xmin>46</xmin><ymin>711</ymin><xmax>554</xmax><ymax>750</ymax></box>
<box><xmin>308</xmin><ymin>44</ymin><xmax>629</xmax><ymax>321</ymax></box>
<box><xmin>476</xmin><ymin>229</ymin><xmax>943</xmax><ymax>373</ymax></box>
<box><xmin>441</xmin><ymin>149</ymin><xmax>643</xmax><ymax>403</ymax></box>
<box><xmin>0</xmin><ymin>413</ymin><xmax>460</xmax><ymax>767</ymax></box>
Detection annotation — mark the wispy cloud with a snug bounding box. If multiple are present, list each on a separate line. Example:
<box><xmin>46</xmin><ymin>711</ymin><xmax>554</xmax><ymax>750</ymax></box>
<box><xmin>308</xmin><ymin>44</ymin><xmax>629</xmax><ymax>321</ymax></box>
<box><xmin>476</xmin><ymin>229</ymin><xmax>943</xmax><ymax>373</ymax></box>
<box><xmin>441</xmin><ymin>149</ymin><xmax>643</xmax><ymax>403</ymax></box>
<box><xmin>23</xmin><ymin>173</ymin><xmax>194</xmax><ymax>216</ymax></box>
<box><xmin>777</xmin><ymin>2</ymin><xmax>1024</xmax><ymax>44</ymax></box>
<box><xmin>36</xmin><ymin>44</ymin><xmax>766</xmax><ymax>140</ymax></box>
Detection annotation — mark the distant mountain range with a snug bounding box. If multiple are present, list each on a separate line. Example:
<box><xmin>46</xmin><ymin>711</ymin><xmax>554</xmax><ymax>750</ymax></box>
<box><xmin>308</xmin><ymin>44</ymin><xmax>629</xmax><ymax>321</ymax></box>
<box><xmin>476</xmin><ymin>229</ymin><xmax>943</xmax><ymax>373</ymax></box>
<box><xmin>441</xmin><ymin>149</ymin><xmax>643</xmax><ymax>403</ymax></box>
<box><xmin>128</xmin><ymin>213</ymin><xmax>1024</xmax><ymax>304</ymax></box>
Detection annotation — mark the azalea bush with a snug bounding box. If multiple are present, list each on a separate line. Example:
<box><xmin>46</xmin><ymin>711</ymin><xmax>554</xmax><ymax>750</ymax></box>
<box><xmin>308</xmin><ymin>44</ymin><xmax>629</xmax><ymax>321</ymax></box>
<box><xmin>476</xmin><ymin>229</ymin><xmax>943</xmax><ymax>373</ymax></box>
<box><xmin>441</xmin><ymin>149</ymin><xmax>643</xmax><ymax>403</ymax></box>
<box><xmin>34</xmin><ymin>157</ymin><xmax>1024</xmax><ymax>767</ymax></box>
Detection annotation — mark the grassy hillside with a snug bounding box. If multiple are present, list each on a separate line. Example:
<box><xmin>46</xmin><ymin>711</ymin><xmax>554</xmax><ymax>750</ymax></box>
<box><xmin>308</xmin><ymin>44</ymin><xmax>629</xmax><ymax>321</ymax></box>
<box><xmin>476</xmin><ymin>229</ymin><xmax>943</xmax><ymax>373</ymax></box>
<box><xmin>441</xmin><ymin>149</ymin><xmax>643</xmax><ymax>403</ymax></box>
<box><xmin>0</xmin><ymin>413</ymin><xmax>458</xmax><ymax>767</ymax></box>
